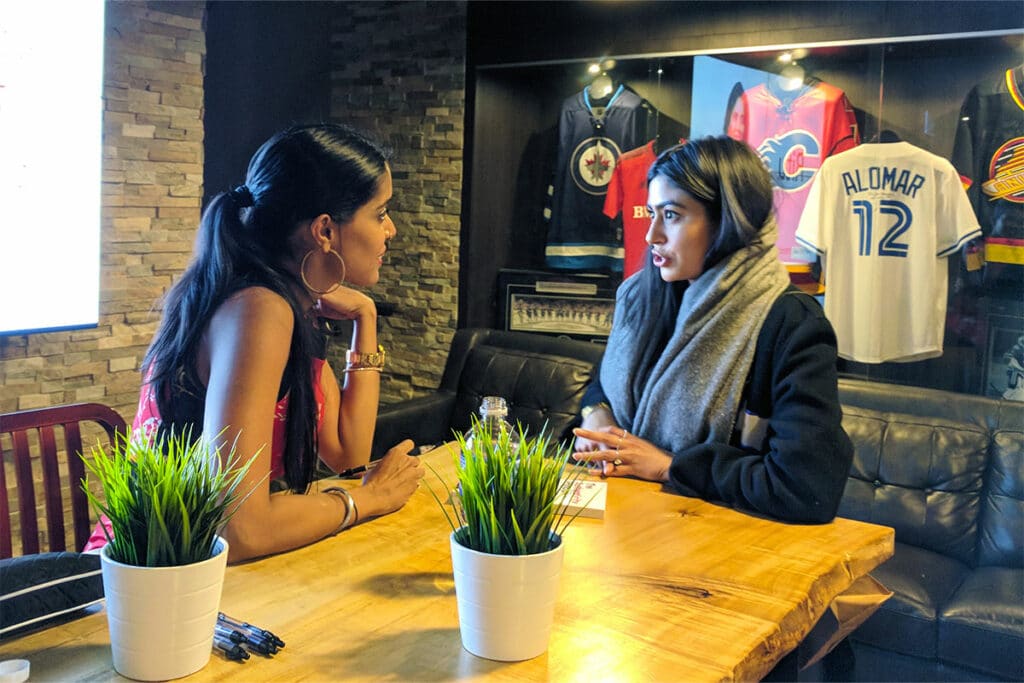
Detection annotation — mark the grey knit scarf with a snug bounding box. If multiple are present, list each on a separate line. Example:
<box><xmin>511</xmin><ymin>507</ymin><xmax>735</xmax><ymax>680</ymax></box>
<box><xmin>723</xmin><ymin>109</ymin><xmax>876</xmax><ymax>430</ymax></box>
<box><xmin>601</xmin><ymin>227</ymin><xmax>790</xmax><ymax>453</ymax></box>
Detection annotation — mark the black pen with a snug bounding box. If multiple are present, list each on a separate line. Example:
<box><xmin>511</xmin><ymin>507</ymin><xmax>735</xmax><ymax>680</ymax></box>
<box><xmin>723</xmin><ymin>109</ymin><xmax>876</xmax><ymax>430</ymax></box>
<box><xmin>336</xmin><ymin>444</ymin><xmax>434</xmax><ymax>478</ymax></box>
<box><xmin>336</xmin><ymin>462</ymin><xmax>377</xmax><ymax>478</ymax></box>
<box><xmin>213</xmin><ymin>633</ymin><xmax>250</xmax><ymax>661</ymax></box>
<box><xmin>214</xmin><ymin>622</ymin><xmax>245</xmax><ymax>644</ymax></box>
<box><xmin>219</xmin><ymin>612</ymin><xmax>286</xmax><ymax>649</ymax></box>
<box><xmin>217</xmin><ymin>622</ymin><xmax>276</xmax><ymax>654</ymax></box>
<box><xmin>215</xmin><ymin>622</ymin><xmax>271</xmax><ymax>651</ymax></box>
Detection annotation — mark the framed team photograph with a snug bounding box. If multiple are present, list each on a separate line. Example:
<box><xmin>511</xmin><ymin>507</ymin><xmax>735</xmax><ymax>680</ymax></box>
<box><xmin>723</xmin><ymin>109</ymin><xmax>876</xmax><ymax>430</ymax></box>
<box><xmin>497</xmin><ymin>268</ymin><xmax>618</xmax><ymax>342</ymax></box>
<box><xmin>507</xmin><ymin>292</ymin><xmax>614</xmax><ymax>338</ymax></box>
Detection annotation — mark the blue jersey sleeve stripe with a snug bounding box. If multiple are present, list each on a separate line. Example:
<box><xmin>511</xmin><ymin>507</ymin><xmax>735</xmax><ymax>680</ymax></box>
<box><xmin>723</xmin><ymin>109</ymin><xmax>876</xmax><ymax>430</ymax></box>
<box><xmin>795</xmin><ymin>235</ymin><xmax>824</xmax><ymax>256</ymax></box>
<box><xmin>937</xmin><ymin>228</ymin><xmax>983</xmax><ymax>258</ymax></box>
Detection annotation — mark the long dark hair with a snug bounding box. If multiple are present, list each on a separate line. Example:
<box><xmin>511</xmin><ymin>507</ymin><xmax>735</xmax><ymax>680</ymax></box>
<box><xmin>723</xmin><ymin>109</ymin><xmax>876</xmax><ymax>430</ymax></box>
<box><xmin>143</xmin><ymin>124</ymin><xmax>390</xmax><ymax>492</ymax></box>
<box><xmin>625</xmin><ymin>136</ymin><xmax>775</xmax><ymax>343</ymax></box>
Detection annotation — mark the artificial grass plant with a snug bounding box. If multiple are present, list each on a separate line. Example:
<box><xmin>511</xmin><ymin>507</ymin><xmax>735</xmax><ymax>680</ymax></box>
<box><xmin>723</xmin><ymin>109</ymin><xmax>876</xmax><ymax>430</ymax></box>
<box><xmin>426</xmin><ymin>417</ymin><xmax>593</xmax><ymax>556</ymax></box>
<box><xmin>82</xmin><ymin>429</ymin><xmax>256</xmax><ymax>567</ymax></box>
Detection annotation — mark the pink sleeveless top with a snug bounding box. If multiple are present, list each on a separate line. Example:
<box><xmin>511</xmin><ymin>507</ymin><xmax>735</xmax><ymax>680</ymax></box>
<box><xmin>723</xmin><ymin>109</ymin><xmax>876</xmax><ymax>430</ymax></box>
<box><xmin>83</xmin><ymin>359</ymin><xmax>328</xmax><ymax>551</ymax></box>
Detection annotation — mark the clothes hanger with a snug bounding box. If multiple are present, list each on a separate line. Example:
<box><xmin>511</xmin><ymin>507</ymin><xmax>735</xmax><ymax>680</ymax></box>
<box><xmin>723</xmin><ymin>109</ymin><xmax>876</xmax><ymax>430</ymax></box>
<box><xmin>869</xmin><ymin>129</ymin><xmax>902</xmax><ymax>143</ymax></box>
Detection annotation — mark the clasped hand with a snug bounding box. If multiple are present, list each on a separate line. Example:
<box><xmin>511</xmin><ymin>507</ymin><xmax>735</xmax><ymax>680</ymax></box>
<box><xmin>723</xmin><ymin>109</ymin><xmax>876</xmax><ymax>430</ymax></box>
<box><xmin>572</xmin><ymin>425</ymin><xmax>672</xmax><ymax>483</ymax></box>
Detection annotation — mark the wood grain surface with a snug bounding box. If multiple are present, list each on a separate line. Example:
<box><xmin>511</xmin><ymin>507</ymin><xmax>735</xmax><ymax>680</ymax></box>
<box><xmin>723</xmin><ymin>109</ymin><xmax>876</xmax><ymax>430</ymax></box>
<box><xmin>0</xmin><ymin>443</ymin><xmax>894</xmax><ymax>682</ymax></box>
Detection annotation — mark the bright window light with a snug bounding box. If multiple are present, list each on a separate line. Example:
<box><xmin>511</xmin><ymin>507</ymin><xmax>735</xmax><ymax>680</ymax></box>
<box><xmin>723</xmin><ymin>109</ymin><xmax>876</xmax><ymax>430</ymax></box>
<box><xmin>0</xmin><ymin>2</ymin><xmax>104</xmax><ymax>336</ymax></box>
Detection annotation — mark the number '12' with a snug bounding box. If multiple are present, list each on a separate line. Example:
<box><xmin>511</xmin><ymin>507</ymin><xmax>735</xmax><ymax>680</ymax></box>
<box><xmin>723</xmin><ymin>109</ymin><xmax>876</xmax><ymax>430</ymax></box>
<box><xmin>851</xmin><ymin>199</ymin><xmax>912</xmax><ymax>258</ymax></box>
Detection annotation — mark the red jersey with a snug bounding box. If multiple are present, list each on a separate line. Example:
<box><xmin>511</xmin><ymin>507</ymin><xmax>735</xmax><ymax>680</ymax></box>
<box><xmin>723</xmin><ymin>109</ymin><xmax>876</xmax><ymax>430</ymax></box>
<box><xmin>603</xmin><ymin>140</ymin><xmax>658</xmax><ymax>277</ymax></box>
<box><xmin>728</xmin><ymin>78</ymin><xmax>859</xmax><ymax>262</ymax></box>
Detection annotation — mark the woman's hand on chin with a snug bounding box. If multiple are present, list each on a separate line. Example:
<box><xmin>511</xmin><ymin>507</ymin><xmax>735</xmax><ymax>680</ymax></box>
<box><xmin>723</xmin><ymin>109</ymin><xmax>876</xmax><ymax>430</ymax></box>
<box><xmin>315</xmin><ymin>288</ymin><xmax>377</xmax><ymax>322</ymax></box>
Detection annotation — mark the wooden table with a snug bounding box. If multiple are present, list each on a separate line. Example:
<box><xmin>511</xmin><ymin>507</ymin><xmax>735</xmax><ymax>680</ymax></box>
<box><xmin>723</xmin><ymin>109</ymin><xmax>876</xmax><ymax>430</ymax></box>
<box><xmin>0</xmin><ymin>443</ymin><xmax>893</xmax><ymax>682</ymax></box>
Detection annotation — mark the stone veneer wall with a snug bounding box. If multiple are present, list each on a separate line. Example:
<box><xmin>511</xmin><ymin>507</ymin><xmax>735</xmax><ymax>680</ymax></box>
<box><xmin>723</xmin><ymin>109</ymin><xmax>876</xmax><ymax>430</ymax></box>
<box><xmin>0</xmin><ymin>2</ymin><xmax>205</xmax><ymax>554</ymax></box>
<box><xmin>0</xmin><ymin>2</ymin><xmax>205</xmax><ymax>421</ymax></box>
<box><xmin>328</xmin><ymin>1</ymin><xmax>467</xmax><ymax>404</ymax></box>
<box><xmin>0</xmin><ymin>1</ymin><xmax>467</xmax><ymax>418</ymax></box>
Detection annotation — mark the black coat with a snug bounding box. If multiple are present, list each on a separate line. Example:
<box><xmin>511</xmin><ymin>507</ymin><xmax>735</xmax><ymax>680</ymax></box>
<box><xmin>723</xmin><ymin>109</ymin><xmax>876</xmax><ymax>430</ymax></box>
<box><xmin>584</xmin><ymin>289</ymin><xmax>853</xmax><ymax>523</ymax></box>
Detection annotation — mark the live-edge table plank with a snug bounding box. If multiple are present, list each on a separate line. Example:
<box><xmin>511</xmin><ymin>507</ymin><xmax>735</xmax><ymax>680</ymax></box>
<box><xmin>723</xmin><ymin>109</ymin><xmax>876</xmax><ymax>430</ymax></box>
<box><xmin>0</xmin><ymin>443</ymin><xmax>893</xmax><ymax>682</ymax></box>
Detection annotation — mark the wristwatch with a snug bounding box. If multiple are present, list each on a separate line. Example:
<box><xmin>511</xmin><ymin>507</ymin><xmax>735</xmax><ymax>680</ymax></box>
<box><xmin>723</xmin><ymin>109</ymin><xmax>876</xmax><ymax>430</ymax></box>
<box><xmin>580</xmin><ymin>401</ymin><xmax>610</xmax><ymax>420</ymax></box>
<box><xmin>345</xmin><ymin>344</ymin><xmax>387</xmax><ymax>370</ymax></box>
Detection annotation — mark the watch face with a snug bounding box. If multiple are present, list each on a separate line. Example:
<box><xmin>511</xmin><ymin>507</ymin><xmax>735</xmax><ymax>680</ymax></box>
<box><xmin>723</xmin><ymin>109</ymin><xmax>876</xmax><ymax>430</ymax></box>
<box><xmin>347</xmin><ymin>345</ymin><xmax>386</xmax><ymax>369</ymax></box>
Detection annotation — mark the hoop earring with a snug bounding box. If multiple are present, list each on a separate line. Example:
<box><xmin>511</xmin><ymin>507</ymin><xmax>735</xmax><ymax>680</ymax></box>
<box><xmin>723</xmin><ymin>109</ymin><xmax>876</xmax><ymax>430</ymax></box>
<box><xmin>300</xmin><ymin>248</ymin><xmax>346</xmax><ymax>295</ymax></box>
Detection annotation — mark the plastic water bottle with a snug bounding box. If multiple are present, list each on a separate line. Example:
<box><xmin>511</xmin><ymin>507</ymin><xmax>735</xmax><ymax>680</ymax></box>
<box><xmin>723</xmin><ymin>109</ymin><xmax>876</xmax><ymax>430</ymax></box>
<box><xmin>456</xmin><ymin>396</ymin><xmax>521</xmax><ymax>505</ymax></box>
<box><xmin>463</xmin><ymin>395</ymin><xmax>520</xmax><ymax>464</ymax></box>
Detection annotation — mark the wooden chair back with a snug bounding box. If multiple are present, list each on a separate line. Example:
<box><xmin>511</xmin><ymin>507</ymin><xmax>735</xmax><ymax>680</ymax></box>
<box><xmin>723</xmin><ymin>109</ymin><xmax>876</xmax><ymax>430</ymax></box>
<box><xmin>0</xmin><ymin>403</ymin><xmax>127</xmax><ymax>558</ymax></box>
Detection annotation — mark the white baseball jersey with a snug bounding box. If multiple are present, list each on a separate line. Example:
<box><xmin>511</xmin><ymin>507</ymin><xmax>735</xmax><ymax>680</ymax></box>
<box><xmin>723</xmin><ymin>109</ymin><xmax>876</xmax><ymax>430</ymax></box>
<box><xmin>795</xmin><ymin>142</ymin><xmax>982</xmax><ymax>363</ymax></box>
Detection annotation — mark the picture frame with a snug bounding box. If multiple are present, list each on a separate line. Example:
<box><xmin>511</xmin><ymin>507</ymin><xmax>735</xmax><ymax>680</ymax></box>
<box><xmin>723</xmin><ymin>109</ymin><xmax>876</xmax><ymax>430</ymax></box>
<box><xmin>497</xmin><ymin>269</ymin><xmax>617</xmax><ymax>343</ymax></box>
<box><xmin>983</xmin><ymin>313</ymin><xmax>1024</xmax><ymax>400</ymax></box>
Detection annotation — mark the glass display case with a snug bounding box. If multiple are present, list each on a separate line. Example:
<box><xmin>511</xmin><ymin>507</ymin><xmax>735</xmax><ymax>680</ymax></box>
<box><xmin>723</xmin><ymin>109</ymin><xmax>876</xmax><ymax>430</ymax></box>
<box><xmin>465</xmin><ymin>30</ymin><xmax>1024</xmax><ymax>399</ymax></box>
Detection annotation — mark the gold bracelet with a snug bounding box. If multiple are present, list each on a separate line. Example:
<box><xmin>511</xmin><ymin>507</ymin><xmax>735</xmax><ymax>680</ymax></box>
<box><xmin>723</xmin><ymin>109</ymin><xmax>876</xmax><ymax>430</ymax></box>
<box><xmin>345</xmin><ymin>344</ymin><xmax>386</xmax><ymax>371</ymax></box>
<box><xmin>323</xmin><ymin>486</ymin><xmax>357</xmax><ymax>535</ymax></box>
<box><xmin>343</xmin><ymin>366</ymin><xmax>382</xmax><ymax>373</ymax></box>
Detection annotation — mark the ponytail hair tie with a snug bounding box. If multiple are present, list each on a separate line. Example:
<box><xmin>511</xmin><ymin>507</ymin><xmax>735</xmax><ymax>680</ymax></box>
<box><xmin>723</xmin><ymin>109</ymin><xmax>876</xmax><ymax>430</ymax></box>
<box><xmin>229</xmin><ymin>185</ymin><xmax>254</xmax><ymax>208</ymax></box>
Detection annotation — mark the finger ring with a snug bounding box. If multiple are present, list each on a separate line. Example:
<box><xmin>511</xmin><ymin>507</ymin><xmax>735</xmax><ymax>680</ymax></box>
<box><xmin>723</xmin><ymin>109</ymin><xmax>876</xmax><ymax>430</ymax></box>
<box><xmin>613</xmin><ymin>458</ymin><xmax>623</xmax><ymax>467</ymax></box>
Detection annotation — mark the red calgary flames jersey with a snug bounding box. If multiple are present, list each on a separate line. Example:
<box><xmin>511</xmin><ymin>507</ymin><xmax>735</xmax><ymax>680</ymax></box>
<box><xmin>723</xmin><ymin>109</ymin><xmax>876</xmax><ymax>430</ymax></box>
<box><xmin>728</xmin><ymin>78</ymin><xmax>859</xmax><ymax>262</ymax></box>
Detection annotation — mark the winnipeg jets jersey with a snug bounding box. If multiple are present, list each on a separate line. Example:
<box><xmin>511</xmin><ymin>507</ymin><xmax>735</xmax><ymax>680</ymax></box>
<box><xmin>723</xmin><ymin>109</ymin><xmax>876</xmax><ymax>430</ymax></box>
<box><xmin>796</xmin><ymin>142</ymin><xmax>982</xmax><ymax>363</ymax></box>
<box><xmin>546</xmin><ymin>85</ymin><xmax>649</xmax><ymax>270</ymax></box>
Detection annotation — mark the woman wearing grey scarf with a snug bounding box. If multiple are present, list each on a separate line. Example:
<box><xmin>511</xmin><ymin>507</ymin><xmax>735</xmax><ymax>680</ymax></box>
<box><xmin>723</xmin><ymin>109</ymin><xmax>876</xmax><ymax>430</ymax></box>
<box><xmin>573</xmin><ymin>137</ymin><xmax>852</xmax><ymax>524</ymax></box>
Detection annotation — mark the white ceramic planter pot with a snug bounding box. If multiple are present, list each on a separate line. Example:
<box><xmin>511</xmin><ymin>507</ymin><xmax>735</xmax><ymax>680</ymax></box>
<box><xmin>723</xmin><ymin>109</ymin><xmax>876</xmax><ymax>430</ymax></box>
<box><xmin>449</xmin><ymin>530</ymin><xmax>564</xmax><ymax>661</ymax></box>
<box><xmin>100</xmin><ymin>537</ymin><xmax>228</xmax><ymax>681</ymax></box>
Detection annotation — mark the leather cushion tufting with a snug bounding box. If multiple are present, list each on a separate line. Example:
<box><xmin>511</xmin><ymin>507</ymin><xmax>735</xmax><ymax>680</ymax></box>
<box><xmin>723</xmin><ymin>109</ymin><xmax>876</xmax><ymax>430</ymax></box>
<box><xmin>839</xmin><ymin>406</ymin><xmax>988</xmax><ymax>565</ymax></box>
<box><xmin>451</xmin><ymin>343</ymin><xmax>596</xmax><ymax>441</ymax></box>
<box><xmin>978</xmin><ymin>429</ymin><xmax>1024</xmax><ymax>568</ymax></box>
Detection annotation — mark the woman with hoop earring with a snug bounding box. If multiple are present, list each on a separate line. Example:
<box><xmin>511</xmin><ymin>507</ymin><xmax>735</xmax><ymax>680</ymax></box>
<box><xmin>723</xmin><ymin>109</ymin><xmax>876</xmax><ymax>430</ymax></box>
<box><xmin>84</xmin><ymin>124</ymin><xmax>424</xmax><ymax>562</ymax></box>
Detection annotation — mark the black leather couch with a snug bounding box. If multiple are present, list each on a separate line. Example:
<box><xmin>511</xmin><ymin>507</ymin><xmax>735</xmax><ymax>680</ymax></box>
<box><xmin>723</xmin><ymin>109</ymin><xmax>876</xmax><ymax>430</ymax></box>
<box><xmin>371</xmin><ymin>328</ymin><xmax>604</xmax><ymax>460</ymax></box>
<box><xmin>836</xmin><ymin>378</ymin><xmax>1024</xmax><ymax>682</ymax></box>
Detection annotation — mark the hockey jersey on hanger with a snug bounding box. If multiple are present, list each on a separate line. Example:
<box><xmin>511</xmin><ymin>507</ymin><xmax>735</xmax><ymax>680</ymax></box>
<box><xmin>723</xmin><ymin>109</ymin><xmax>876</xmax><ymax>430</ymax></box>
<box><xmin>952</xmin><ymin>66</ymin><xmax>1024</xmax><ymax>268</ymax></box>
<box><xmin>546</xmin><ymin>84</ymin><xmax>651</xmax><ymax>271</ymax></box>
<box><xmin>728</xmin><ymin>77</ymin><xmax>859</xmax><ymax>263</ymax></box>
<box><xmin>603</xmin><ymin>140</ymin><xmax>657</xmax><ymax>278</ymax></box>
